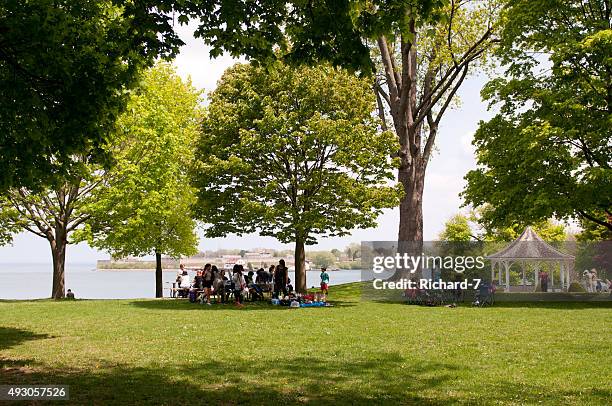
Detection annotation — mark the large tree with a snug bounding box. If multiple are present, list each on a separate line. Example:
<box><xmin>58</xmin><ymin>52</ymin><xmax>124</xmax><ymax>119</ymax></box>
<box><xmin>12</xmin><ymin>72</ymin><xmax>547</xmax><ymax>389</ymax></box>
<box><xmin>157</xmin><ymin>0</ymin><xmax>499</xmax><ymax>265</ymax></box>
<box><xmin>0</xmin><ymin>160</ymin><xmax>103</xmax><ymax>298</ymax></box>
<box><xmin>0</xmin><ymin>64</ymin><xmax>200</xmax><ymax>299</ymax></box>
<box><xmin>0</xmin><ymin>0</ymin><xmax>181</xmax><ymax>190</ymax></box>
<box><xmin>192</xmin><ymin>62</ymin><xmax>401</xmax><ymax>292</ymax></box>
<box><xmin>463</xmin><ymin>0</ymin><xmax>611</xmax><ymax>234</ymax></box>
<box><xmin>79</xmin><ymin>63</ymin><xmax>201</xmax><ymax>298</ymax></box>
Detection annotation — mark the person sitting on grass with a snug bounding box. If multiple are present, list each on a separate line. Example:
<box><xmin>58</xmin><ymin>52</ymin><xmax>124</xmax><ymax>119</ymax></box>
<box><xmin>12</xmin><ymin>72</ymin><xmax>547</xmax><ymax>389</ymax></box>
<box><xmin>245</xmin><ymin>270</ymin><xmax>254</xmax><ymax>285</ymax></box>
<box><xmin>246</xmin><ymin>270</ymin><xmax>264</xmax><ymax>301</ymax></box>
<box><xmin>286</xmin><ymin>277</ymin><xmax>293</xmax><ymax>294</ymax></box>
<box><xmin>66</xmin><ymin>289</ymin><xmax>75</xmax><ymax>299</ymax></box>
<box><xmin>232</xmin><ymin>265</ymin><xmax>246</xmax><ymax>307</ymax></box>
<box><xmin>255</xmin><ymin>268</ymin><xmax>266</xmax><ymax>284</ymax></box>
<box><xmin>193</xmin><ymin>270</ymin><xmax>204</xmax><ymax>290</ymax></box>
<box><xmin>320</xmin><ymin>267</ymin><xmax>330</xmax><ymax>295</ymax></box>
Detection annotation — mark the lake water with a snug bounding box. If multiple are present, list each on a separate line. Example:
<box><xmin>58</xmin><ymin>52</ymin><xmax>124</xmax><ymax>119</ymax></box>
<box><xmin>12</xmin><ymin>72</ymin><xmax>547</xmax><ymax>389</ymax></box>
<box><xmin>0</xmin><ymin>263</ymin><xmax>363</xmax><ymax>299</ymax></box>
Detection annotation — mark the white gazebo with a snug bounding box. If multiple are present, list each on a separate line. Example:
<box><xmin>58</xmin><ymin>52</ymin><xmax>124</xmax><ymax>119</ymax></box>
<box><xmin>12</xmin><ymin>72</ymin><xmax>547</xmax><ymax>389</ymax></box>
<box><xmin>487</xmin><ymin>227</ymin><xmax>574</xmax><ymax>292</ymax></box>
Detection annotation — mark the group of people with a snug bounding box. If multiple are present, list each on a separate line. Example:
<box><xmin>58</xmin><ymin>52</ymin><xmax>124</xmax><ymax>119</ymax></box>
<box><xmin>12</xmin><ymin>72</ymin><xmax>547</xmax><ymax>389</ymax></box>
<box><xmin>175</xmin><ymin>259</ymin><xmax>331</xmax><ymax>307</ymax></box>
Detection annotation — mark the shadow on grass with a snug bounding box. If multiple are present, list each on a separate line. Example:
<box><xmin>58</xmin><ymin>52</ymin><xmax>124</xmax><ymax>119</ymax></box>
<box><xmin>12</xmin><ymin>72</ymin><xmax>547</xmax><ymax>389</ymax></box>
<box><xmin>128</xmin><ymin>298</ymin><xmax>355</xmax><ymax>311</ymax></box>
<box><xmin>1</xmin><ymin>351</ymin><xmax>609</xmax><ymax>405</ymax></box>
<box><xmin>484</xmin><ymin>301</ymin><xmax>612</xmax><ymax>309</ymax></box>
<box><xmin>377</xmin><ymin>300</ymin><xmax>612</xmax><ymax>310</ymax></box>
<box><xmin>362</xmin><ymin>290</ymin><xmax>612</xmax><ymax>309</ymax></box>
<box><xmin>0</xmin><ymin>327</ymin><xmax>52</xmax><ymax>351</ymax></box>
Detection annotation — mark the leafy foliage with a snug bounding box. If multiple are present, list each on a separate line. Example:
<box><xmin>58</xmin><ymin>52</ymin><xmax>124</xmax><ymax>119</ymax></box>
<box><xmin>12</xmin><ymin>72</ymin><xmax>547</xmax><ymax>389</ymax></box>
<box><xmin>438</xmin><ymin>214</ymin><xmax>474</xmax><ymax>242</ymax></box>
<box><xmin>155</xmin><ymin>0</ymin><xmax>500</xmax><ymax>246</ymax></box>
<box><xmin>155</xmin><ymin>0</ymin><xmax>448</xmax><ymax>72</ymax></box>
<box><xmin>0</xmin><ymin>157</ymin><xmax>104</xmax><ymax>298</ymax></box>
<box><xmin>309</xmin><ymin>251</ymin><xmax>337</xmax><ymax>269</ymax></box>
<box><xmin>463</xmin><ymin>0</ymin><xmax>612</xmax><ymax>233</ymax></box>
<box><xmin>192</xmin><ymin>62</ymin><xmax>401</xmax><ymax>246</ymax></box>
<box><xmin>0</xmin><ymin>0</ymin><xmax>181</xmax><ymax>190</ymax></box>
<box><xmin>79</xmin><ymin>63</ymin><xmax>201</xmax><ymax>260</ymax></box>
<box><xmin>439</xmin><ymin>211</ymin><xmax>567</xmax><ymax>242</ymax></box>
<box><xmin>575</xmin><ymin>214</ymin><xmax>612</xmax><ymax>241</ymax></box>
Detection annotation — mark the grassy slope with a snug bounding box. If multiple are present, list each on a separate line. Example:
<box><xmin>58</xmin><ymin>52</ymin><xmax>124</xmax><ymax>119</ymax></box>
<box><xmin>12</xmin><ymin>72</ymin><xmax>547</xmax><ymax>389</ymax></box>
<box><xmin>1</xmin><ymin>283</ymin><xmax>611</xmax><ymax>405</ymax></box>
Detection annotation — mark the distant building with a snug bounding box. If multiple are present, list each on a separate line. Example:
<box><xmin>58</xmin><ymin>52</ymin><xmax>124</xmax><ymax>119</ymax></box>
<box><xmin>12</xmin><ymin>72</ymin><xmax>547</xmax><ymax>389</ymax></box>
<box><xmin>244</xmin><ymin>251</ymin><xmax>273</xmax><ymax>259</ymax></box>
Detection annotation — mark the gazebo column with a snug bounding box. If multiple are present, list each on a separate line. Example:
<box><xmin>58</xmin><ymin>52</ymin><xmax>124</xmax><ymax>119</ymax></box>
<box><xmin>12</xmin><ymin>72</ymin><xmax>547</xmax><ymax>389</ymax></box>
<box><xmin>533</xmin><ymin>264</ymin><xmax>539</xmax><ymax>292</ymax></box>
<box><xmin>491</xmin><ymin>261</ymin><xmax>495</xmax><ymax>283</ymax></box>
<box><xmin>550</xmin><ymin>266</ymin><xmax>554</xmax><ymax>291</ymax></box>
<box><xmin>505</xmin><ymin>262</ymin><xmax>510</xmax><ymax>292</ymax></box>
<box><xmin>560</xmin><ymin>263</ymin><xmax>565</xmax><ymax>291</ymax></box>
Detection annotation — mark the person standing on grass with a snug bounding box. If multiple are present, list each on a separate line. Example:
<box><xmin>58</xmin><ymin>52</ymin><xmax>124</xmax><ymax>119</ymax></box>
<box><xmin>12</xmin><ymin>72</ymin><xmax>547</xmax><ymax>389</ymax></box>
<box><xmin>268</xmin><ymin>265</ymin><xmax>275</xmax><ymax>283</ymax></box>
<box><xmin>539</xmin><ymin>270</ymin><xmax>549</xmax><ymax>292</ymax></box>
<box><xmin>320</xmin><ymin>267</ymin><xmax>330</xmax><ymax>295</ymax></box>
<box><xmin>274</xmin><ymin>260</ymin><xmax>288</xmax><ymax>298</ymax></box>
<box><xmin>232</xmin><ymin>264</ymin><xmax>246</xmax><ymax>307</ymax></box>
<box><xmin>202</xmin><ymin>263</ymin><xmax>214</xmax><ymax>305</ymax></box>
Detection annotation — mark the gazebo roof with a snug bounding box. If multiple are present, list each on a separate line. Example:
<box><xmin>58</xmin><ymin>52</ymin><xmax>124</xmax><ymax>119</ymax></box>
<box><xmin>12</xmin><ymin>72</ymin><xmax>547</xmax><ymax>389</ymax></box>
<box><xmin>486</xmin><ymin>226</ymin><xmax>574</xmax><ymax>261</ymax></box>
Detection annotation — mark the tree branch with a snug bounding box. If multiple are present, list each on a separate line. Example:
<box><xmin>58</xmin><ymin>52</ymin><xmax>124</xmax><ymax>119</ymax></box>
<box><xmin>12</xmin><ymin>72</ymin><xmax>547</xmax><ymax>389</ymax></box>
<box><xmin>578</xmin><ymin>210</ymin><xmax>612</xmax><ymax>231</ymax></box>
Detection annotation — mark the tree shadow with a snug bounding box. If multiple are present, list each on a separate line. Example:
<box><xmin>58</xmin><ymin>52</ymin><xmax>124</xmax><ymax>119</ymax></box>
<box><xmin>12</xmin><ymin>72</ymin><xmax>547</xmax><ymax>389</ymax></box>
<box><xmin>0</xmin><ymin>353</ymin><xmax>458</xmax><ymax>404</ymax></box>
<box><xmin>486</xmin><ymin>301</ymin><xmax>612</xmax><ymax>310</ymax></box>
<box><xmin>128</xmin><ymin>299</ymin><xmax>355</xmax><ymax>311</ymax></box>
<box><xmin>365</xmin><ymin>292</ymin><xmax>612</xmax><ymax>309</ymax></box>
<box><xmin>1</xmin><ymin>351</ymin><xmax>609</xmax><ymax>404</ymax></box>
<box><xmin>0</xmin><ymin>327</ymin><xmax>52</xmax><ymax>351</ymax></box>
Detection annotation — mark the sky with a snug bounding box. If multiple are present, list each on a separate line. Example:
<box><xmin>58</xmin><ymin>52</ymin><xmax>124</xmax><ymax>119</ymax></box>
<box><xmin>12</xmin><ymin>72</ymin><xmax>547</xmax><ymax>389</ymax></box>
<box><xmin>0</xmin><ymin>22</ymin><xmax>496</xmax><ymax>264</ymax></box>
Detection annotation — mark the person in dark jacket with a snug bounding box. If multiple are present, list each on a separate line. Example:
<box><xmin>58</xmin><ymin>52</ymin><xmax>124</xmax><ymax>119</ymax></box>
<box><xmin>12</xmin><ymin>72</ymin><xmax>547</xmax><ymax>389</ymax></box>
<box><xmin>274</xmin><ymin>259</ymin><xmax>288</xmax><ymax>298</ymax></box>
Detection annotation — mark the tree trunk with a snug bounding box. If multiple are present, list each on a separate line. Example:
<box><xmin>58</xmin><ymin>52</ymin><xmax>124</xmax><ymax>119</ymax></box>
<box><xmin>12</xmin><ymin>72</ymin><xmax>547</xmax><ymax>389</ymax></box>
<box><xmin>398</xmin><ymin>163</ymin><xmax>425</xmax><ymax>244</ymax></box>
<box><xmin>394</xmin><ymin>156</ymin><xmax>425</xmax><ymax>280</ymax></box>
<box><xmin>294</xmin><ymin>236</ymin><xmax>307</xmax><ymax>293</ymax></box>
<box><xmin>155</xmin><ymin>251</ymin><xmax>163</xmax><ymax>298</ymax></box>
<box><xmin>50</xmin><ymin>231</ymin><xmax>67</xmax><ymax>299</ymax></box>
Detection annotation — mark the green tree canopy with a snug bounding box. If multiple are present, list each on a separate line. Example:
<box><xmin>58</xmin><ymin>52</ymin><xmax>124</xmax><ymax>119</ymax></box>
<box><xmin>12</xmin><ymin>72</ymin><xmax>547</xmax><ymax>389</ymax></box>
<box><xmin>156</xmin><ymin>0</ymin><xmax>445</xmax><ymax>71</ymax></box>
<box><xmin>155</xmin><ymin>0</ymin><xmax>500</xmax><ymax>257</ymax></box>
<box><xmin>439</xmin><ymin>214</ymin><xmax>474</xmax><ymax>242</ymax></box>
<box><xmin>192</xmin><ymin>62</ymin><xmax>401</xmax><ymax>292</ymax></box>
<box><xmin>463</xmin><ymin>0</ymin><xmax>611</xmax><ymax>234</ymax></box>
<box><xmin>440</xmin><ymin>211</ymin><xmax>568</xmax><ymax>243</ymax></box>
<box><xmin>0</xmin><ymin>0</ymin><xmax>181</xmax><ymax>190</ymax></box>
<box><xmin>78</xmin><ymin>63</ymin><xmax>201</xmax><ymax>297</ymax></box>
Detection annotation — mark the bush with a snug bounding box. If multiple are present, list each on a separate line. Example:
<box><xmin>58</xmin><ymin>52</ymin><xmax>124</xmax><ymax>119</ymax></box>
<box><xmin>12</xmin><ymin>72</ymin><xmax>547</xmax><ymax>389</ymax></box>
<box><xmin>309</xmin><ymin>251</ymin><xmax>337</xmax><ymax>268</ymax></box>
<box><xmin>568</xmin><ymin>282</ymin><xmax>587</xmax><ymax>293</ymax></box>
<box><xmin>335</xmin><ymin>260</ymin><xmax>362</xmax><ymax>270</ymax></box>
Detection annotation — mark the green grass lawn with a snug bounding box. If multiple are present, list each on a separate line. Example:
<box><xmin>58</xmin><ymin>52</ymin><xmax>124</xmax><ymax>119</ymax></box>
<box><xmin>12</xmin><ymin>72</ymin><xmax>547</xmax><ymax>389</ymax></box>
<box><xmin>1</xmin><ymin>283</ymin><xmax>611</xmax><ymax>405</ymax></box>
